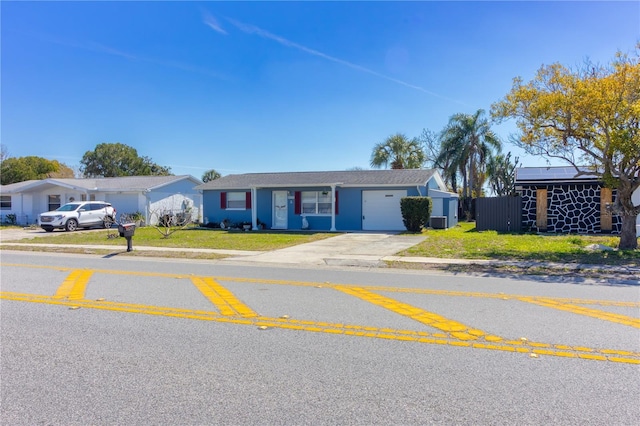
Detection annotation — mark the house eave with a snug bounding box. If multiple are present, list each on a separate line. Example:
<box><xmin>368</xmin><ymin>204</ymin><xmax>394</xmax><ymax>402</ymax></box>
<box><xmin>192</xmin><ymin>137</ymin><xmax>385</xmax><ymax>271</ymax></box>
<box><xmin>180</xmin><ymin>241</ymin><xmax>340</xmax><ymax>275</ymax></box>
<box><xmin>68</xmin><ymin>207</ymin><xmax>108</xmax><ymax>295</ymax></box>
<box><xmin>202</xmin><ymin>182</ymin><xmax>435</xmax><ymax>191</ymax></box>
<box><xmin>516</xmin><ymin>179</ymin><xmax>603</xmax><ymax>185</ymax></box>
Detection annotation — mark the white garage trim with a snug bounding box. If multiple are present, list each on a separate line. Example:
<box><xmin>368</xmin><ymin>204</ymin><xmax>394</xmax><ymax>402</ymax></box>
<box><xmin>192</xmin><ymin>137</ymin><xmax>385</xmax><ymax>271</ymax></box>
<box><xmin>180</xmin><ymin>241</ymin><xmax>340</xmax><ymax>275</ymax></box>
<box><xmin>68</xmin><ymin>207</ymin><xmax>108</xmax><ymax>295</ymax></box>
<box><xmin>362</xmin><ymin>190</ymin><xmax>406</xmax><ymax>231</ymax></box>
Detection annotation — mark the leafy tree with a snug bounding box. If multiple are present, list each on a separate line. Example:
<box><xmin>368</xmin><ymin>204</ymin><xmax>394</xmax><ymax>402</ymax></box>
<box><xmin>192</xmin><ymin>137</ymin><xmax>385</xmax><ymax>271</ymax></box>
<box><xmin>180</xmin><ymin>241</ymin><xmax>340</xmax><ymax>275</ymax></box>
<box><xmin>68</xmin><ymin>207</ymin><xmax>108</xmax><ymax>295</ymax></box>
<box><xmin>420</xmin><ymin>128</ymin><xmax>459</xmax><ymax>193</ymax></box>
<box><xmin>0</xmin><ymin>144</ymin><xmax>9</xmax><ymax>163</ymax></box>
<box><xmin>142</xmin><ymin>157</ymin><xmax>172</xmax><ymax>176</ymax></box>
<box><xmin>80</xmin><ymin>143</ymin><xmax>171</xmax><ymax>177</ymax></box>
<box><xmin>437</xmin><ymin>109</ymin><xmax>502</xmax><ymax>217</ymax></box>
<box><xmin>370</xmin><ymin>133</ymin><xmax>426</xmax><ymax>169</ymax></box>
<box><xmin>202</xmin><ymin>169</ymin><xmax>221</xmax><ymax>182</ymax></box>
<box><xmin>486</xmin><ymin>152</ymin><xmax>520</xmax><ymax>196</ymax></box>
<box><xmin>0</xmin><ymin>156</ymin><xmax>71</xmax><ymax>184</ymax></box>
<box><xmin>492</xmin><ymin>47</ymin><xmax>639</xmax><ymax>249</ymax></box>
<box><xmin>48</xmin><ymin>162</ymin><xmax>75</xmax><ymax>179</ymax></box>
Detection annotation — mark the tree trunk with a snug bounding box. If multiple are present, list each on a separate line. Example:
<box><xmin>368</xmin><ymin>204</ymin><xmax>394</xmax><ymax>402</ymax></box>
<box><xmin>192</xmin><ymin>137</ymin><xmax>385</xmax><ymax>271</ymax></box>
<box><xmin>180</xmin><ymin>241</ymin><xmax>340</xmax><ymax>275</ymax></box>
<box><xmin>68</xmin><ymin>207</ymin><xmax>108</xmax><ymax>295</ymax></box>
<box><xmin>616</xmin><ymin>185</ymin><xmax>639</xmax><ymax>250</ymax></box>
<box><xmin>619</xmin><ymin>214</ymin><xmax>638</xmax><ymax>250</ymax></box>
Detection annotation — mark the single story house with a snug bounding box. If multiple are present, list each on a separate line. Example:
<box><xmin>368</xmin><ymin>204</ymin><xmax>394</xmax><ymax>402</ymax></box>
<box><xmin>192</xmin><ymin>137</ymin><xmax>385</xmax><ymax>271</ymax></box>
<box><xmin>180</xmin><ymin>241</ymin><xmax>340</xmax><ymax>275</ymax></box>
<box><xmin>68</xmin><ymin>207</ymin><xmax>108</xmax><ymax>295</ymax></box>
<box><xmin>515</xmin><ymin>166</ymin><xmax>640</xmax><ymax>236</ymax></box>
<box><xmin>196</xmin><ymin>169</ymin><xmax>458</xmax><ymax>232</ymax></box>
<box><xmin>0</xmin><ymin>175</ymin><xmax>203</xmax><ymax>226</ymax></box>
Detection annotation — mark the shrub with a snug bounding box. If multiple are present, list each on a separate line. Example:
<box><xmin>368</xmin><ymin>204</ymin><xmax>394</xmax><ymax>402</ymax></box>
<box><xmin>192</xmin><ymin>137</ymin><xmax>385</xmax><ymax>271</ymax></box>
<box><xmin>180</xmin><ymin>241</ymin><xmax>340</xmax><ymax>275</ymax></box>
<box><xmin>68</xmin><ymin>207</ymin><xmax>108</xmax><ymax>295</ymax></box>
<box><xmin>400</xmin><ymin>197</ymin><xmax>432</xmax><ymax>233</ymax></box>
<box><xmin>4</xmin><ymin>214</ymin><xmax>17</xmax><ymax>225</ymax></box>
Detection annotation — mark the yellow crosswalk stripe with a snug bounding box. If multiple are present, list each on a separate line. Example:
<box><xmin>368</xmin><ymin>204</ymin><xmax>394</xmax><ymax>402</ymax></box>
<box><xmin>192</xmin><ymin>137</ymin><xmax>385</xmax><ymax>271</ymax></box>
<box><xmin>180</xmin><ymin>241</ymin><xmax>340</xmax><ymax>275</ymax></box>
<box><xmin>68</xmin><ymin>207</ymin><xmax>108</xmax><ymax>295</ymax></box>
<box><xmin>334</xmin><ymin>285</ymin><xmax>504</xmax><ymax>342</ymax></box>
<box><xmin>53</xmin><ymin>270</ymin><xmax>93</xmax><ymax>300</ymax></box>
<box><xmin>520</xmin><ymin>297</ymin><xmax>640</xmax><ymax>328</ymax></box>
<box><xmin>191</xmin><ymin>277</ymin><xmax>257</xmax><ymax>317</ymax></box>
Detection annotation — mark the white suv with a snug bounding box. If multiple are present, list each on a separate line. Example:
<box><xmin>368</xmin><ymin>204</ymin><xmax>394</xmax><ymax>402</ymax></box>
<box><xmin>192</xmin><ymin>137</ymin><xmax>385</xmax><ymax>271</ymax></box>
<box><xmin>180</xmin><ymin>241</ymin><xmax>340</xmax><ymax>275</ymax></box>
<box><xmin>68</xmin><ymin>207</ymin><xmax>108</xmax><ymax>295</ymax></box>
<box><xmin>39</xmin><ymin>201</ymin><xmax>116</xmax><ymax>232</ymax></box>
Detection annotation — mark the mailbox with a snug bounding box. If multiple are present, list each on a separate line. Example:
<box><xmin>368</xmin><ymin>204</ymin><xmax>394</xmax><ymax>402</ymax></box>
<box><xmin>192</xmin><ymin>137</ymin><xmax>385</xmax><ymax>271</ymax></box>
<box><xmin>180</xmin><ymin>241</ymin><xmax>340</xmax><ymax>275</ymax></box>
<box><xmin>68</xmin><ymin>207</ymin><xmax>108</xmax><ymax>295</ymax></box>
<box><xmin>118</xmin><ymin>223</ymin><xmax>136</xmax><ymax>237</ymax></box>
<box><xmin>118</xmin><ymin>223</ymin><xmax>136</xmax><ymax>252</ymax></box>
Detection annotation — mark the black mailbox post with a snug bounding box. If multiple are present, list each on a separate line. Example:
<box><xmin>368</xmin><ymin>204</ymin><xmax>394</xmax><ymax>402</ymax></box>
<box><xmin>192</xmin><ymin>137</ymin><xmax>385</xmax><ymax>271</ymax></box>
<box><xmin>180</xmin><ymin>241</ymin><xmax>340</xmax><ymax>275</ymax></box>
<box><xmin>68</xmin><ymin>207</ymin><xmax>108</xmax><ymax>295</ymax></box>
<box><xmin>118</xmin><ymin>223</ymin><xmax>136</xmax><ymax>252</ymax></box>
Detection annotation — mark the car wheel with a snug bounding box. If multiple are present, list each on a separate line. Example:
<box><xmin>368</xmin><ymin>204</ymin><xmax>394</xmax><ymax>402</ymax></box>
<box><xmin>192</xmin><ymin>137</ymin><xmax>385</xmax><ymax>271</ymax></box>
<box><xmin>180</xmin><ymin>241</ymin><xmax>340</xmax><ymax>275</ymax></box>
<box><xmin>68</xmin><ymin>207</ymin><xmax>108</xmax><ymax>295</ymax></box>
<box><xmin>103</xmin><ymin>216</ymin><xmax>114</xmax><ymax>229</ymax></box>
<box><xmin>65</xmin><ymin>219</ymin><xmax>78</xmax><ymax>232</ymax></box>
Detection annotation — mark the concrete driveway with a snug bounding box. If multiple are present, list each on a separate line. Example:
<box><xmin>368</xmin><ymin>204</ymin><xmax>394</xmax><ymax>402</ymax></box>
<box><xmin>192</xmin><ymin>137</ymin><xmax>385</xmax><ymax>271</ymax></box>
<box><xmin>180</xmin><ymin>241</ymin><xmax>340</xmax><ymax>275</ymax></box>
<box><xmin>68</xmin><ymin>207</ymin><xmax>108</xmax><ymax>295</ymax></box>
<box><xmin>0</xmin><ymin>228</ymin><xmax>55</xmax><ymax>242</ymax></box>
<box><xmin>224</xmin><ymin>233</ymin><xmax>426</xmax><ymax>267</ymax></box>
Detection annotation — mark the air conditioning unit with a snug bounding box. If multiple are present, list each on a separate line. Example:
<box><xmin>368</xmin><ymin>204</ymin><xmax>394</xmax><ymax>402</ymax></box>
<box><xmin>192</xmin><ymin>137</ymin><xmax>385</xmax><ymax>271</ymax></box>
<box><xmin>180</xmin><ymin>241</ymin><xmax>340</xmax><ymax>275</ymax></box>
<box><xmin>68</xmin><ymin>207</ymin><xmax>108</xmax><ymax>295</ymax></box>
<box><xmin>431</xmin><ymin>216</ymin><xmax>447</xmax><ymax>229</ymax></box>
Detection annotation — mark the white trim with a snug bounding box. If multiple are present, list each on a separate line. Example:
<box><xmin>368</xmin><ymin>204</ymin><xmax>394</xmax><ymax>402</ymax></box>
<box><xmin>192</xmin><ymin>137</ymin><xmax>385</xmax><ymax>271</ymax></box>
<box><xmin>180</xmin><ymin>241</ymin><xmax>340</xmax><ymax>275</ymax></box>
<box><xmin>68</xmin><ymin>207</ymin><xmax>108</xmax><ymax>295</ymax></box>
<box><xmin>330</xmin><ymin>185</ymin><xmax>336</xmax><ymax>232</ymax></box>
<box><xmin>251</xmin><ymin>187</ymin><xmax>258</xmax><ymax>230</ymax></box>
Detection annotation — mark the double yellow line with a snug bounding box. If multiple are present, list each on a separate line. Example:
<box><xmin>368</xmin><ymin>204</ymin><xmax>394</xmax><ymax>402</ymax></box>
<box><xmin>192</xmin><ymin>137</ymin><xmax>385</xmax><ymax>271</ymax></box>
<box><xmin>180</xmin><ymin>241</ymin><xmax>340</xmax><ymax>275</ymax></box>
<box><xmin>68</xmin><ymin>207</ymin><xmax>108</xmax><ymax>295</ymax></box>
<box><xmin>1</xmin><ymin>263</ymin><xmax>639</xmax><ymax>364</ymax></box>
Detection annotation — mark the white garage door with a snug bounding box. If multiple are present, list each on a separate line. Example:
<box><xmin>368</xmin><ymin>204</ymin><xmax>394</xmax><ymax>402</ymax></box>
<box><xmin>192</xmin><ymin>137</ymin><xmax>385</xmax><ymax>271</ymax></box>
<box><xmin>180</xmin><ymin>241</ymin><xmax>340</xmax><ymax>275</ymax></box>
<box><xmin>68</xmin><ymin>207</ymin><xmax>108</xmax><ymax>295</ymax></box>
<box><xmin>362</xmin><ymin>190</ymin><xmax>406</xmax><ymax>231</ymax></box>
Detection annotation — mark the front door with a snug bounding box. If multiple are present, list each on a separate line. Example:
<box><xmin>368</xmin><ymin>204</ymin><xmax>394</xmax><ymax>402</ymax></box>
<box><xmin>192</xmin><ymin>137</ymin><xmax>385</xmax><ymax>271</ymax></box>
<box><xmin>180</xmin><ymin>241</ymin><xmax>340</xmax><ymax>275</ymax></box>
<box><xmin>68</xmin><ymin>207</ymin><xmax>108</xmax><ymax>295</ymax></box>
<box><xmin>272</xmin><ymin>191</ymin><xmax>288</xmax><ymax>229</ymax></box>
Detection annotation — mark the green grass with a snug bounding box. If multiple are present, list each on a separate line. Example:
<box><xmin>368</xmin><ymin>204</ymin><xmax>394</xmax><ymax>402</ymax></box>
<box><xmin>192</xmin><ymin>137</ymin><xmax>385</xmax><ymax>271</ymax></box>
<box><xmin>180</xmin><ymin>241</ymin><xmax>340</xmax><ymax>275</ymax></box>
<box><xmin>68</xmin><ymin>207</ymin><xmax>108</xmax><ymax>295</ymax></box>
<box><xmin>11</xmin><ymin>226</ymin><xmax>335</xmax><ymax>251</ymax></box>
<box><xmin>401</xmin><ymin>222</ymin><xmax>640</xmax><ymax>265</ymax></box>
<box><xmin>4</xmin><ymin>222</ymin><xmax>639</xmax><ymax>267</ymax></box>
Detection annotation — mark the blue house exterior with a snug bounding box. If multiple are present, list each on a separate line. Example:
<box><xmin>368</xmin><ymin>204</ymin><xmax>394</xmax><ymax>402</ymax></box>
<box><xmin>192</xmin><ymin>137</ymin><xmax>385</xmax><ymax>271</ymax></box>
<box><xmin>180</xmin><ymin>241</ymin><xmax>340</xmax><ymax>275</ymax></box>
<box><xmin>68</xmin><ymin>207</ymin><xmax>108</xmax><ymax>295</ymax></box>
<box><xmin>196</xmin><ymin>170</ymin><xmax>458</xmax><ymax>232</ymax></box>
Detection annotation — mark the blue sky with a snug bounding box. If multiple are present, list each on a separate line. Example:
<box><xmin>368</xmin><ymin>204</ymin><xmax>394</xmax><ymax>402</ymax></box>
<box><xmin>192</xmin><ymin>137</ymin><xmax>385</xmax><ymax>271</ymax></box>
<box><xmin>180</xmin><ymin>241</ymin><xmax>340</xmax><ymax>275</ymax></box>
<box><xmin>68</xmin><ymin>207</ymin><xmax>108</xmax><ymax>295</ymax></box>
<box><xmin>2</xmin><ymin>1</ymin><xmax>638</xmax><ymax>178</ymax></box>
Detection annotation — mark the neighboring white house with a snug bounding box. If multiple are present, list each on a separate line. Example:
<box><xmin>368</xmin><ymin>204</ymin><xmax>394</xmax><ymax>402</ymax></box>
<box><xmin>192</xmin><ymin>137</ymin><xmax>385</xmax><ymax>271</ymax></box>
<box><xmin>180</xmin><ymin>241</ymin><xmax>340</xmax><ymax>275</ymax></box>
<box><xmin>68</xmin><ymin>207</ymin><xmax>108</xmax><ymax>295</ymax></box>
<box><xmin>0</xmin><ymin>175</ymin><xmax>203</xmax><ymax>226</ymax></box>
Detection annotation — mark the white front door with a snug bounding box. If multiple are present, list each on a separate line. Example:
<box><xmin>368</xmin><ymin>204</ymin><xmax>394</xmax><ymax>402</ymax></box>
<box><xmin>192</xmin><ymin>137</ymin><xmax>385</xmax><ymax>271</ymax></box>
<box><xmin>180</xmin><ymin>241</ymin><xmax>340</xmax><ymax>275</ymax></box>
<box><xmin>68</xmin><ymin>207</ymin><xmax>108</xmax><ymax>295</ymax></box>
<box><xmin>272</xmin><ymin>191</ymin><xmax>288</xmax><ymax>229</ymax></box>
<box><xmin>362</xmin><ymin>190</ymin><xmax>407</xmax><ymax>231</ymax></box>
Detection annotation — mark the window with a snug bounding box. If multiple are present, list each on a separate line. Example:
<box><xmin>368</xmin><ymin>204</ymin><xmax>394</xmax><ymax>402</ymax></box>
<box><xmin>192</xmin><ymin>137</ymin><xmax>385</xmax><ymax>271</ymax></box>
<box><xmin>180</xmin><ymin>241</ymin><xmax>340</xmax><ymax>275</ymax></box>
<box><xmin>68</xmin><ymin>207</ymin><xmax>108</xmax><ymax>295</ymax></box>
<box><xmin>48</xmin><ymin>195</ymin><xmax>61</xmax><ymax>211</ymax></box>
<box><xmin>0</xmin><ymin>195</ymin><xmax>11</xmax><ymax>210</ymax></box>
<box><xmin>87</xmin><ymin>203</ymin><xmax>102</xmax><ymax>211</ymax></box>
<box><xmin>301</xmin><ymin>191</ymin><xmax>332</xmax><ymax>215</ymax></box>
<box><xmin>224</xmin><ymin>192</ymin><xmax>249</xmax><ymax>209</ymax></box>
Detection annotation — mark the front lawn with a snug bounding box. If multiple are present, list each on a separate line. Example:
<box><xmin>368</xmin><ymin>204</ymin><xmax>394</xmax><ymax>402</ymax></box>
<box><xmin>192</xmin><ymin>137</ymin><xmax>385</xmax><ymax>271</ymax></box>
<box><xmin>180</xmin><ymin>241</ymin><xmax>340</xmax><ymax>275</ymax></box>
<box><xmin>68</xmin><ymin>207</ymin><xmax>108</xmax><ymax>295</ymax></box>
<box><xmin>5</xmin><ymin>222</ymin><xmax>640</xmax><ymax>266</ymax></box>
<box><xmin>12</xmin><ymin>226</ymin><xmax>335</xmax><ymax>251</ymax></box>
<box><xmin>401</xmin><ymin>222</ymin><xmax>640</xmax><ymax>265</ymax></box>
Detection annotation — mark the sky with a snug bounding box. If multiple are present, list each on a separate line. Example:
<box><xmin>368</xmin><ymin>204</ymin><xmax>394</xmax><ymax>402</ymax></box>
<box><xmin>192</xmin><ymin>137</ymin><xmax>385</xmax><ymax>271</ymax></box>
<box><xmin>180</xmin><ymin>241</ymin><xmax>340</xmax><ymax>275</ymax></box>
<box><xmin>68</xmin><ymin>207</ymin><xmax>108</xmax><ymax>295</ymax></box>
<box><xmin>2</xmin><ymin>1</ymin><xmax>639</xmax><ymax>178</ymax></box>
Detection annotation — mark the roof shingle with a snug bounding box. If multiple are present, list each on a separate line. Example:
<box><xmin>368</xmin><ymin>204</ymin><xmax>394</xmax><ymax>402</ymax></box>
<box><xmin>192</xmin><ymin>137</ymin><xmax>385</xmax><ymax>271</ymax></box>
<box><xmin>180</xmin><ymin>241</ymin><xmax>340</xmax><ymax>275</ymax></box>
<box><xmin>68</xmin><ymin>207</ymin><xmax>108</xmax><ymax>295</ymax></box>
<box><xmin>196</xmin><ymin>169</ymin><xmax>437</xmax><ymax>190</ymax></box>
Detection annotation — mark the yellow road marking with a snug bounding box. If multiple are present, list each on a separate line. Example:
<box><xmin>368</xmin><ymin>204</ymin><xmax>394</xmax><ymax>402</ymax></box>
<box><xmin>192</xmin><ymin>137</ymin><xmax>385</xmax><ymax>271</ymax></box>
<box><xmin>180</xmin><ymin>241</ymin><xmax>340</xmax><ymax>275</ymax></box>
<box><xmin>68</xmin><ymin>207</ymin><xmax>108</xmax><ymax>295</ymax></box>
<box><xmin>2</xmin><ymin>262</ymin><xmax>638</xmax><ymax>308</ymax></box>
<box><xmin>334</xmin><ymin>285</ymin><xmax>504</xmax><ymax>341</ymax></box>
<box><xmin>2</xmin><ymin>291</ymin><xmax>639</xmax><ymax>364</ymax></box>
<box><xmin>520</xmin><ymin>297</ymin><xmax>640</xmax><ymax>328</ymax></box>
<box><xmin>53</xmin><ymin>270</ymin><xmax>93</xmax><ymax>300</ymax></box>
<box><xmin>2</xmin><ymin>263</ymin><xmax>639</xmax><ymax>364</ymax></box>
<box><xmin>190</xmin><ymin>277</ymin><xmax>257</xmax><ymax>317</ymax></box>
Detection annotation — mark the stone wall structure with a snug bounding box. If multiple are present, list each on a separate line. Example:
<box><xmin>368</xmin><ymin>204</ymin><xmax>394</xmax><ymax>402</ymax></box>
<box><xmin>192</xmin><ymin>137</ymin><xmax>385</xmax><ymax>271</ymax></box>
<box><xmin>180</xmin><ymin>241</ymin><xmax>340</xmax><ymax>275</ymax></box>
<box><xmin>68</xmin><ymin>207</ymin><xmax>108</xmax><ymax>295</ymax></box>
<box><xmin>520</xmin><ymin>183</ymin><xmax>621</xmax><ymax>234</ymax></box>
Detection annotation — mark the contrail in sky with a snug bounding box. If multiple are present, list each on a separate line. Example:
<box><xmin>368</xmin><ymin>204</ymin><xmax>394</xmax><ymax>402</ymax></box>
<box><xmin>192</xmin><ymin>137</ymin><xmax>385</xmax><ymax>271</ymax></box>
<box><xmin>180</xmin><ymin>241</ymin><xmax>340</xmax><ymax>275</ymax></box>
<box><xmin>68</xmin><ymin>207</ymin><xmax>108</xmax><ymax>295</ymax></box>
<box><xmin>18</xmin><ymin>30</ymin><xmax>228</xmax><ymax>80</ymax></box>
<box><xmin>203</xmin><ymin>11</ymin><xmax>227</xmax><ymax>35</ymax></box>
<box><xmin>205</xmin><ymin>14</ymin><xmax>465</xmax><ymax>105</ymax></box>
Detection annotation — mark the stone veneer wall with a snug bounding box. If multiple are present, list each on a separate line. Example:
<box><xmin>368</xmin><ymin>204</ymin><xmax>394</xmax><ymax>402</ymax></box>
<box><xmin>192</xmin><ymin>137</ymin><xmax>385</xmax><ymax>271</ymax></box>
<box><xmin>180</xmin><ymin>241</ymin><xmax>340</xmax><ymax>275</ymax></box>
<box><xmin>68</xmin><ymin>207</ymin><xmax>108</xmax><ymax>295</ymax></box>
<box><xmin>520</xmin><ymin>183</ymin><xmax>621</xmax><ymax>234</ymax></box>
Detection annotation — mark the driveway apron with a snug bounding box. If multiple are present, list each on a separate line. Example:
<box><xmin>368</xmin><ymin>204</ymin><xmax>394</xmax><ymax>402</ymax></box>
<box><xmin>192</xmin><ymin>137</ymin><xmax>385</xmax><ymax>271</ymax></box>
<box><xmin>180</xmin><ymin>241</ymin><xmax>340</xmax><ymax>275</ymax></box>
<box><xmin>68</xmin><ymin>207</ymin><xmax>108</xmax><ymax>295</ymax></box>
<box><xmin>224</xmin><ymin>233</ymin><xmax>426</xmax><ymax>266</ymax></box>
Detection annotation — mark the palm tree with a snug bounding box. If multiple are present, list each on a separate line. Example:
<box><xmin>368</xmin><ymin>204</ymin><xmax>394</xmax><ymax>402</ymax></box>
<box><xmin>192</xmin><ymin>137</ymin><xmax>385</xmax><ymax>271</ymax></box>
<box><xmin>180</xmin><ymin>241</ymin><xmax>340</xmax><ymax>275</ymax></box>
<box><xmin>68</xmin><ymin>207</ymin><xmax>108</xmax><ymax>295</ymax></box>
<box><xmin>437</xmin><ymin>109</ymin><xmax>501</xmax><ymax>217</ymax></box>
<box><xmin>370</xmin><ymin>133</ymin><xmax>426</xmax><ymax>169</ymax></box>
<box><xmin>202</xmin><ymin>169</ymin><xmax>221</xmax><ymax>183</ymax></box>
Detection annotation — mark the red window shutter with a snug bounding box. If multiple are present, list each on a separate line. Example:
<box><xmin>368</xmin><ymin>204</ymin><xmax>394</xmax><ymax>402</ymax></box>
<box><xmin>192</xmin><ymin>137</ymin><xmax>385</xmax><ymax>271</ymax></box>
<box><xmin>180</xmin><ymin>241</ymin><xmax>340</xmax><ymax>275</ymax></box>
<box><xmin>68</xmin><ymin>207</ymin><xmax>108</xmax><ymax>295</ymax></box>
<box><xmin>294</xmin><ymin>191</ymin><xmax>301</xmax><ymax>215</ymax></box>
<box><xmin>220</xmin><ymin>192</ymin><xmax>227</xmax><ymax>209</ymax></box>
<box><xmin>335</xmin><ymin>191</ymin><xmax>339</xmax><ymax>215</ymax></box>
<box><xmin>246</xmin><ymin>192</ymin><xmax>251</xmax><ymax>209</ymax></box>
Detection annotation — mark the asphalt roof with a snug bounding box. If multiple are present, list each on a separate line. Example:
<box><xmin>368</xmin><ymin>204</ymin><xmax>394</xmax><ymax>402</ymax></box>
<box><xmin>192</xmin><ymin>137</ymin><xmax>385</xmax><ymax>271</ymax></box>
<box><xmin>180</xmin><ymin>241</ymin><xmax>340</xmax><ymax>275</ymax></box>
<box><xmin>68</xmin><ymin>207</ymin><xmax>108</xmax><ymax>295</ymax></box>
<box><xmin>1</xmin><ymin>175</ymin><xmax>201</xmax><ymax>193</ymax></box>
<box><xmin>196</xmin><ymin>169</ymin><xmax>438</xmax><ymax>190</ymax></box>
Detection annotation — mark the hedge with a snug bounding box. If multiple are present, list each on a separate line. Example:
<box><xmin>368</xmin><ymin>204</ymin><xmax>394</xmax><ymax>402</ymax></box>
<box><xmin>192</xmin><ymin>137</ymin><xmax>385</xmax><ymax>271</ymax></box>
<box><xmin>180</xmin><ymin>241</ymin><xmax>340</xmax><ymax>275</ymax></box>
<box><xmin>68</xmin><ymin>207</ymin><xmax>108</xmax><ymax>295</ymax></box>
<box><xmin>400</xmin><ymin>196</ymin><xmax>432</xmax><ymax>232</ymax></box>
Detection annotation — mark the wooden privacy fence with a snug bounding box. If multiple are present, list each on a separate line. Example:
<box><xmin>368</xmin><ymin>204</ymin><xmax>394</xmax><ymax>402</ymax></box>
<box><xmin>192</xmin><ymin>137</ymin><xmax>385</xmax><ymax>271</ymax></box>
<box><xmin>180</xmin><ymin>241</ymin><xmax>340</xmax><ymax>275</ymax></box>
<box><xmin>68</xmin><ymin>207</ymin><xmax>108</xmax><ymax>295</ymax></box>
<box><xmin>476</xmin><ymin>196</ymin><xmax>522</xmax><ymax>232</ymax></box>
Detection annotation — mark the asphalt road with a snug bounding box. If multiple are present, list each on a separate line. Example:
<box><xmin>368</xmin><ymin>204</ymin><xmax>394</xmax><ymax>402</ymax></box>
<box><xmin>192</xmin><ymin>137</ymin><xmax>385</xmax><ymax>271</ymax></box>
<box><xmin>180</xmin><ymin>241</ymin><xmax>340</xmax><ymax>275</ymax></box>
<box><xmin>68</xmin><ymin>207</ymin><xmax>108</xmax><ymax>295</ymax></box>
<box><xmin>1</xmin><ymin>251</ymin><xmax>639</xmax><ymax>425</ymax></box>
